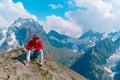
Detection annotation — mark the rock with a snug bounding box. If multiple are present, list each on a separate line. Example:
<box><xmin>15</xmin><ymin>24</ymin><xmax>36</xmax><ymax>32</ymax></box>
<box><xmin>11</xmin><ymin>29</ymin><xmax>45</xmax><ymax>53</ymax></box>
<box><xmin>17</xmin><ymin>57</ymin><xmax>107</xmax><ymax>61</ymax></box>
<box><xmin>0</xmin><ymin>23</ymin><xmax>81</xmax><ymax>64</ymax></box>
<box><xmin>0</xmin><ymin>70</ymin><xmax>8</xmax><ymax>78</ymax></box>
<box><xmin>0</xmin><ymin>49</ymin><xmax>87</xmax><ymax>80</ymax></box>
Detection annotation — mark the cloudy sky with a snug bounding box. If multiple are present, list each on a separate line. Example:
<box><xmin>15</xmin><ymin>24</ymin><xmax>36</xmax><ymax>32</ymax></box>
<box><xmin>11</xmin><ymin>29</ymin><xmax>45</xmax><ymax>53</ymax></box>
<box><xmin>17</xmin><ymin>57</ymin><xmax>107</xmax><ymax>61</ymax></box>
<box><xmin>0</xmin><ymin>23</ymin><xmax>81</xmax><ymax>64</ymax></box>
<box><xmin>0</xmin><ymin>0</ymin><xmax>120</xmax><ymax>38</ymax></box>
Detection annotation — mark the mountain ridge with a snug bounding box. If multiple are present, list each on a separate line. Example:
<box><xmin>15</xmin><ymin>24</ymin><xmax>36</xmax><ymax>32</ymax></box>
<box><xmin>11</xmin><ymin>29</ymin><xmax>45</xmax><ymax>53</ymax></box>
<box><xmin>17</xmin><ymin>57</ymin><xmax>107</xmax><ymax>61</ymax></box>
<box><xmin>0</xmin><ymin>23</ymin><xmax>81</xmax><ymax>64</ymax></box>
<box><xmin>1</xmin><ymin>18</ymin><xmax>120</xmax><ymax>80</ymax></box>
<box><xmin>71</xmin><ymin>38</ymin><xmax>117</xmax><ymax>80</ymax></box>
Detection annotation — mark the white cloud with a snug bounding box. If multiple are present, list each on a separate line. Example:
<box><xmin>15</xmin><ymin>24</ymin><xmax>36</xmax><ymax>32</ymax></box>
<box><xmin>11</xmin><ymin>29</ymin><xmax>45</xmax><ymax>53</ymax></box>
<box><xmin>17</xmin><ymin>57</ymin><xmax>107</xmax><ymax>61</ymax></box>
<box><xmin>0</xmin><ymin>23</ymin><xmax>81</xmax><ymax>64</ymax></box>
<box><xmin>64</xmin><ymin>0</ymin><xmax>120</xmax><ymax>33</ymax></box>
<box><xmin>0</xmin><ymin>0</ymin><xmax>37</xmax><ymax>28</ymax></box>
<box><xmin>43</xmin><ymin>0</ymin><xmax>120</xmax><ymax>38</ymax></box>
<box><xmin>48</xmin><ymin>4</ymin><xmax>63</xmax><ymax>9</ymax></box>
<box><xmin>73</xmin><ymin>0</ymin><xmax>115</xmax><ymax>19</ymax></box>
<box><xmin>41</xmin><ymin>15</ymin><xmax>82</xmax><ymax>38</ymax></box>
<box><xmin>1</xmin><ymin>0</ymin><xmax>120</xmax><ymax>38</ymax></box>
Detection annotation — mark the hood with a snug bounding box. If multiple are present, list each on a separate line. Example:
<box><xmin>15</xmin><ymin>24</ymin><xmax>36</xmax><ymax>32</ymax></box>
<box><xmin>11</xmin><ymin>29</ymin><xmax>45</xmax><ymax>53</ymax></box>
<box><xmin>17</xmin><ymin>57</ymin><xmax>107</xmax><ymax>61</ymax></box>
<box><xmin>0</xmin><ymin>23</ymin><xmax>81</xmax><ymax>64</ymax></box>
<box><xmin>32</xmin><ymin>36</ymin><xmax>40</xmax><ymax>41</ymax></box>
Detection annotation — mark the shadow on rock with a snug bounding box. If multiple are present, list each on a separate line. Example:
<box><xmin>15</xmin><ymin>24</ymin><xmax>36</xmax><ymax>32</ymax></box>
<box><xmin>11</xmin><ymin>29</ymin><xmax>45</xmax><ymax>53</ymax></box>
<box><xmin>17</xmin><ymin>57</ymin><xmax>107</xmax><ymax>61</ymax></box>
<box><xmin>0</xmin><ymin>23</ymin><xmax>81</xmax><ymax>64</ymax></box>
<box><xmin>11</xmin><ymin>50</ymin><xmax>26</xmax><ymax>64</ymax></box>
<box><xmin>11</xmin><ymin>50</ymin><xmax>38</xmax><ymax>65</ymax></box>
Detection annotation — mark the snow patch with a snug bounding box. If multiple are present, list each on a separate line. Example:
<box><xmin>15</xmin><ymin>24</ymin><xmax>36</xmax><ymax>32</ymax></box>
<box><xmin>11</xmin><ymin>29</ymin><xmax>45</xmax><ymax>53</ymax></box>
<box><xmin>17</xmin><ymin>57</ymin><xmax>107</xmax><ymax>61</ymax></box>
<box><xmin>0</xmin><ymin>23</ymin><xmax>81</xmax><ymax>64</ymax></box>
<box><xmin>14</xmin><ymin>22</ymin><xmax>22</xmax><ymax>27</ymax></box>
<box><xmin>73</xmin><ymin>49</ymin><xmax>78</xmax><ymax>53</ymax></box>
<box><xmin>101</xmin><ymin>33</ymin><xmax>108</xmax><ymax>40</ymax></box>
<box><xmin>7</xmin><ymin>32</ymin><xmax>19</xmax><ymax>51</ymax></box>
<box><xmin>86</xmin><ymin>37</ymin><xmax>96</xmax><ymax>48</ymax></box>
<box><xmin>7</xmin><ymin>48</ymin><xmax>13</xmax><ymax>52</ymax></box>
<box><xmin>49</xmin><ymin>36</ymin><xmax>60</xmax><ymax>41</ymax></box>
<box><xmin>106</xmin><ymin>47</ymin><xmax>120</xmax><ymax>78</ymax></box>
<box><xmin>0</xmin><ymin>29</ymin><xmax>7</xmax><ymax>46</ymax></box>
<box><xmin>104</xmin><ymin>66</ymin><xmax>116</xmax><ymax>78</ymax></box>
<box><xmin>104</xmin><ymin>67</ymin><xmax>112</xmax><ymax>73</ymax></box>
<box><xmin>8</xmin><ymin>33</ymin><xmax>18</xmax><ymax>46</ymax></box>
<box><xmin>79</xmin><ymin>50</ymin><xmax>85</xmax><ymax>54</ymax></box>
<box><xmin>111</xmin><ymin>32</ymin><xmax>120</xmax><ymax>42</ymax></box>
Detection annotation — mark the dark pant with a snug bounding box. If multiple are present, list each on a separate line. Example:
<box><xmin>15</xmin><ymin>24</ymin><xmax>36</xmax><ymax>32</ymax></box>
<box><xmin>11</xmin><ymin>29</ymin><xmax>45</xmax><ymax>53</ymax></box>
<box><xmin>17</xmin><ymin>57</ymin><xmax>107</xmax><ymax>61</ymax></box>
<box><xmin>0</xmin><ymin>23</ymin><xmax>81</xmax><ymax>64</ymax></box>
<box><xmin>26</xmin><ymin>50</ymin><xmax>44</xmax><ymax>62</ymax></box>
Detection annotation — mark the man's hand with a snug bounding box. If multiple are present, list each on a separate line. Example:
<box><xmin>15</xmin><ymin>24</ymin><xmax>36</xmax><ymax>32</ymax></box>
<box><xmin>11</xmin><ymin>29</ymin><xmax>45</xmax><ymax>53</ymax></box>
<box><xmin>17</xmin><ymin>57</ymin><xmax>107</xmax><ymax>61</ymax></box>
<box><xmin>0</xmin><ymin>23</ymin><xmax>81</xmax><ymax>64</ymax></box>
<box><xmin>23</xmin><ymin>48</ymin><xmax>27</xmax><ymax>52</ymax></box>
<box><xmin>31</xmin><ymin>47</ymin><xmax>35</xmax><ymax>51</ymax></box>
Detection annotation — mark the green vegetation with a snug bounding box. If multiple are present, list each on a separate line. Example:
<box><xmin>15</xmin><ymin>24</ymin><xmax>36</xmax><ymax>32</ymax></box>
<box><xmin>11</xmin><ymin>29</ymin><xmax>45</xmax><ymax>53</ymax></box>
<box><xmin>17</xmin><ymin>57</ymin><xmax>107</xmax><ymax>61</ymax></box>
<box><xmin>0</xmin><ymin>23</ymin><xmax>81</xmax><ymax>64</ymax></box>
<box><xmin>38</xmin><ymin>68</ymin><xmax>49</xmax><ymax>77</ymax></box>
<box><xmin>5</xmin><ymin>56</ymin><xmax>10</xmax><ymax>62</ymax></box>
<box><xmin>0</xmin><ymin>61</ymin><xmax>2</xmax><ymax>65</ymax></box>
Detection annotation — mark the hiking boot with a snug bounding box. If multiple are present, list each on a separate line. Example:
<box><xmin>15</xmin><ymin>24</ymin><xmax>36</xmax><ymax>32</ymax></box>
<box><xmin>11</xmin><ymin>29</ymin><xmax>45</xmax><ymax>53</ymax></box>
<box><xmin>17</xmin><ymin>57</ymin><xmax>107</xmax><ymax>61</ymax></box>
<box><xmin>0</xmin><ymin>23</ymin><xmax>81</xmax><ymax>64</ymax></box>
<box><xmin>26</xmin><ymin>62</ymin><xmax>30</xmax><ymax>67</ymax></box>
<box><xmin>39</xmin><ymin>62</ymin><xmax>43</xmax><ymax>66</ymax></box>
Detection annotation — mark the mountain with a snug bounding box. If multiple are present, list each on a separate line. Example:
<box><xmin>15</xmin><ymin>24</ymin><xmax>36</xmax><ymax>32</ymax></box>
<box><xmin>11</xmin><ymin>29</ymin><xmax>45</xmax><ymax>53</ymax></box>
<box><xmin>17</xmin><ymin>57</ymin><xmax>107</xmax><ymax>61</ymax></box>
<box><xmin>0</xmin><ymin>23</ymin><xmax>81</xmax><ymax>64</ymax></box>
<box><xmin>48</xmin><ymin>30</ymin><xmax>120</xmax><ymax>80</ymax></box>
<box><xmin>114</xmin><ymin>37</ymin><xmax>120</xmax><ymax>47</ymax></box>
<box><xmin>0</xmin><ymin>18</ymin><xmax>82</xmax><ymax>68</ymax></box>
<box><xmin>1</xmin><ymin>18</ymin><xmax>120</xmax><ymax>80</ymax></box>
<box><xmin>0</xmin><ymin>18</ymin><xmax>47</xmax><ymax>51</ymax></box>
<box><xmin>48</xmin><ymin>30</ymin><xmax>70</xmax><ymax>40</ymax></box>
<box><xmin>47</xmin><ymin>30</ymin><xmax>103</xmax><ymax>53</ymax></box>
<box><xmin>114</xmin><ymin>61</ymin><xmax>120</xmax><ymax>80</ymax></box>
<box><xmin>71</xmin><ymin>38</ymin><xmax>117</xmax><ymax>80</ymax></box>
<box><xmin>48</xmin><ymin>30</ymin><xmax>75</xmax><ymax>49</ymax></box>
<box><xmin>0</xmin><ymin>48</ymin><xmax>87</xmax><ymax>80</ymax></box>
<box><xmin>109</xmin><ymin>31</ymin><xmax>120</xmax><ymax>42</ymax></box>
<box><xmin>78</xmin><ymin>30</ymin><xmax>103</xmax><ymax>51</ymax></box>
<box><xmin>79</xmin><ymin>30</ymin><xmax>102</xmax><ymax>39</ymax></box>
<box><xmin>105</xmin><ymin>47</ymin><xmax>120</xmax><ymax>79</ymax></box>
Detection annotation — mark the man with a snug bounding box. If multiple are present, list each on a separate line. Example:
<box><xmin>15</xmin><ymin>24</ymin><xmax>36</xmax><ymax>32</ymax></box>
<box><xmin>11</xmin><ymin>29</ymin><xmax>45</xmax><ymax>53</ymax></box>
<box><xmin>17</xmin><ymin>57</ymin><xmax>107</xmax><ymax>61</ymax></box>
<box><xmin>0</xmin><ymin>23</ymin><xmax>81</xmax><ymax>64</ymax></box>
<box><xmin>25</xmin><ymin>35</ymin><xmax>44</xmax><ymax>66</ymax></box>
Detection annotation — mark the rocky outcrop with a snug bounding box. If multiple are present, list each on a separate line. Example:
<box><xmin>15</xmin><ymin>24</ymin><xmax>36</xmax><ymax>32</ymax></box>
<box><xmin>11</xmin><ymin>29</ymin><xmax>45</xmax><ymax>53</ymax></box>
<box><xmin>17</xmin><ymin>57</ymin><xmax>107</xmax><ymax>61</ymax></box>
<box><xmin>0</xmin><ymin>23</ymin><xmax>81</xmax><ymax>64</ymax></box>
<box><xmin>0</xmin><ymin>49</ymin><xmax>87</xmax><ymax>80</ymax></box>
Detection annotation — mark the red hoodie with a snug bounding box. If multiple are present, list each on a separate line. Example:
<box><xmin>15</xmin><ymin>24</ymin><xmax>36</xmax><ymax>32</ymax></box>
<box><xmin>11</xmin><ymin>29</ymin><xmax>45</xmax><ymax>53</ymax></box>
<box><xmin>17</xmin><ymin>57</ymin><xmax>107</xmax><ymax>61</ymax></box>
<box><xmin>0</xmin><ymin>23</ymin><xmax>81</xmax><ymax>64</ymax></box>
<box><xmin>26</xmin><ymin>36</ymin><xmax>43</xmax><ymax>50</ymax></box>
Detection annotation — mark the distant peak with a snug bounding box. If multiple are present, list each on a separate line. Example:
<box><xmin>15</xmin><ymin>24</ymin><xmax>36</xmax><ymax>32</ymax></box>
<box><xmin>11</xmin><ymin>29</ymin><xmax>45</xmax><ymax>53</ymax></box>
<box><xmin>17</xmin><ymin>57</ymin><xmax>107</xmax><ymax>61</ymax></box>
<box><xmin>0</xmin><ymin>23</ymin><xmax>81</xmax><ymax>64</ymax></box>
<box><xmin>10</xmin><ymin>18</ymin><xmax>40</xmax><ymax>28</ymax></box>
<box><xmin>79</xmin><ymin>30</ymin><xmax>102</xmax><ymax>39</ymax></box>
<box><xmin>48</xmin><ymin>30</ymin><xmax>70</xmax><ymax>40</ymax></box>
<box><xmin>48</xmin><ymin>30</ymin><xmax>69</xmax><ymax>38</ymax></box>
<box><xmin>48</xmin><ymin>30</ymin><xmax>59</xmax><ymax>34</ymax></box>
<box><xmin>14</xmin><ymin>18</ymin><xmax>35</xmax><ymax>24</ymax></box>
<box><xmin>86</xmin><ymin>30</ymin><xmax>99</xmax><ymax>34</ymax></box>
<box><xmin>7</xmin><ymin>18</ymin><xmax>42</xmax><ymax>33</ymax></box>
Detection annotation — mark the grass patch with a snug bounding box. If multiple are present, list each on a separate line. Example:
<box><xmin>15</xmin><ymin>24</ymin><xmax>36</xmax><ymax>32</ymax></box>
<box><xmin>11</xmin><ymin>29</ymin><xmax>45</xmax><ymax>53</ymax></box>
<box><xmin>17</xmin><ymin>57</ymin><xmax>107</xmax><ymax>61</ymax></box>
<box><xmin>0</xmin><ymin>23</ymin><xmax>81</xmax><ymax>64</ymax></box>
<box><xmin>17</xmin><ymin>77</ymin><xmax>20</xmax><ymax>80</ymax></box>
<box><xmin>38</xmin><ymin>67</ymin><xmax>49</xmax><ymax>77</ymax></box>
<box><xmin>0</xmin><ymin>61</ymin><xmax>3</xmax><ymax>67</ymax></box>
<box><xmin>5</xmin><ymin>56</ymin><xmax>10</xmax><ymax>62</ymax></box>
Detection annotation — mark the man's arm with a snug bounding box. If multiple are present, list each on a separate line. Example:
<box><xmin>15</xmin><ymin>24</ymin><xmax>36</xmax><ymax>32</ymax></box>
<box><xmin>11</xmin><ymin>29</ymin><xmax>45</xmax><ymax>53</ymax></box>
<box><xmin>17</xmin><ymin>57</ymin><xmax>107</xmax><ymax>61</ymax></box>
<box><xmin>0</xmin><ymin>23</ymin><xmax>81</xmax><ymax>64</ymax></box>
<box><xmin>26</xmin><ymin>41</ymin><xmax>32</xmax><ymax>50</ymax></box>
<box><xmin>35</xmin><ymin>41</ymin><xmax>43</xmax><ymax>50</ymax></box>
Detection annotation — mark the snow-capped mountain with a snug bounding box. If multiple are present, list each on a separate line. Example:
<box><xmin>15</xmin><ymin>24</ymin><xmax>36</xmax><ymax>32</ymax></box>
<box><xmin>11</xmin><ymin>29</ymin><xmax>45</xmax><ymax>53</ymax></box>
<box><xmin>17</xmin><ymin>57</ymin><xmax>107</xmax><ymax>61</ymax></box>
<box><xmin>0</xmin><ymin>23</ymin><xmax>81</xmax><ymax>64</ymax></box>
<box><xmin>78</xmin><ymin>30</ymin><xmax>103</xmax><ymax>51</ymax></box>
<box><xmin>109</xmin><ymin>31</ymin><xmax>120</xmax><ymax>42</ymax></box>
<box><xmin>1</xmin><ymin>18</ymin><xmax>120</xmax><ymax>80</ymax></box>
<box><xmin>0</xmin><ymin>18</ymin><xmax>81</xmax><ymax>67</ymax></box>
<box><xmin>105</xmin><ymin>47</ymin><xmax>120</xmax><ymax>78</ymax></box>
<box><xmin>48</xmin><ymin>30</ymin><xmax>70</xmax><ymax>41</ymax></box>
<box><xmin>0</xmin><ymin>18</ymin><xmax>47</xmax><ymax>51</ymax></box>
<box><xmin>0</xmin><ymin>18</ymin><xmax>112</xmax><ymax>52</ymax></box>
<box><xmin>79</xmin><ymin>30</ymin><xmax>102</xmax><ymax>39</ymax></box>
<box><xmin>105</xmin><ymin>38</ymin><xmax>120</xmax><ymax>80</ymax></box>
<box><xmin>71</xmin><ymin>38</ymin><xmax>117</xmax><ymax>80</ymax></box>
<box><xmin>48</xmin><ymin>30</ymin><xmax>77</xmax><ymax>50</ymax></box>
<box><xmin>48</xmin><ymin>30</ymin><xmax>105</xmax><ymax>53</ymax></box>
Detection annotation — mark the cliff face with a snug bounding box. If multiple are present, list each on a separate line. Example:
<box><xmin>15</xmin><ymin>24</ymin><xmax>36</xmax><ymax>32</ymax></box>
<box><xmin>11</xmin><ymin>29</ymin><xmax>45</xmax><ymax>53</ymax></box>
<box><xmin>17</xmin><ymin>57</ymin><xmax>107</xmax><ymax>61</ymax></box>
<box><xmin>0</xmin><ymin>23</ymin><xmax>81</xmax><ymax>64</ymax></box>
<box><xmin>0</xmin><ymin>49</ymin><xmax>87</xmax><ymax>80</ymax></box>
<box><xmin>71</xmin><ymin>39</ymin><xmax>116</xmax><ymax>80</ymax></box>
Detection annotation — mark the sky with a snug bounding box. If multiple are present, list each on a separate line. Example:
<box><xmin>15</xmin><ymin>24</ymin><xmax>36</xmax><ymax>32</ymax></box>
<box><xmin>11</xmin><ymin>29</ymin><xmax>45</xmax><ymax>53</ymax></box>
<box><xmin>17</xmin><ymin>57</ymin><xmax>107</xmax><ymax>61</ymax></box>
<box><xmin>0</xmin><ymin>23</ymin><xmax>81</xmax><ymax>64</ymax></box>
<box><xmin>0</xmin><ymin>0</ymin><xmax>120</xmax><ymax>38</ymax></box>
